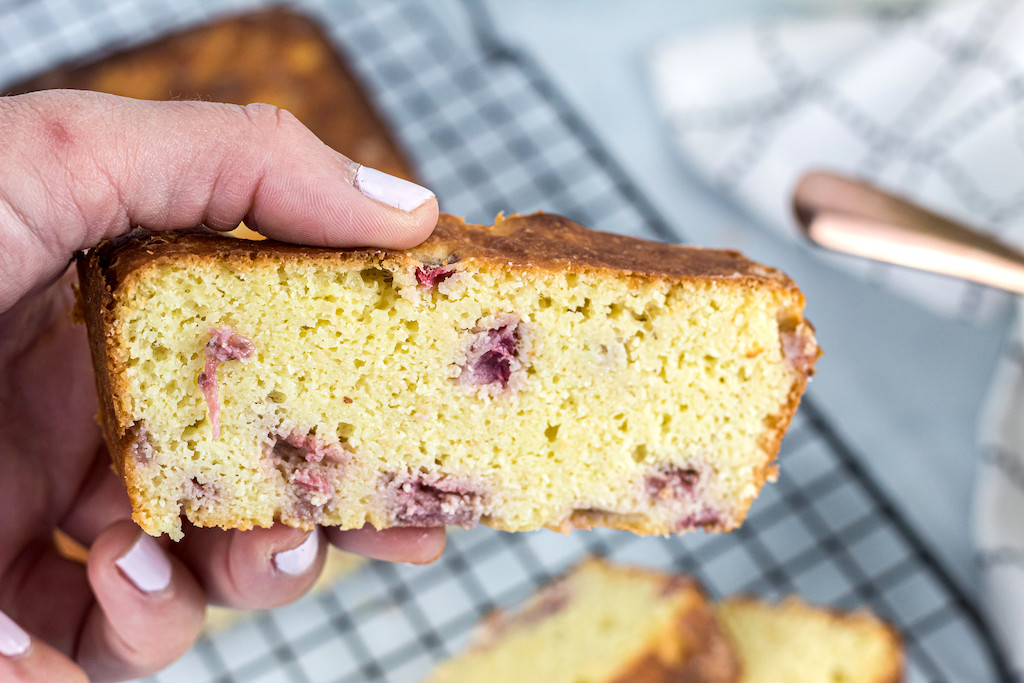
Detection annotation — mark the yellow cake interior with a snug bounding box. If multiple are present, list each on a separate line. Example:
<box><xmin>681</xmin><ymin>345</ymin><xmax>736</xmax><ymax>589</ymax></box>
<box><xmin>112</xmin><ymin>253</ymin><xmax>805</xmax><ymax>539</ymax></box>
<box><xmin>717</xmin><ymin>598</ymin><xmax>902</xmax><ymax>683</ymax></box>
<box><xmin>424</xmin><ymin>561</ymin><xmax>714</xmax><ymax>683</ymax></box>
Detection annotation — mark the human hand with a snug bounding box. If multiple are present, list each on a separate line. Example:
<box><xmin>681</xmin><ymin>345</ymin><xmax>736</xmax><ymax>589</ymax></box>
<box><xmin>0</xmin><ymin>90</ymin><xmax>444</xmax><ymax>682</ymax></box>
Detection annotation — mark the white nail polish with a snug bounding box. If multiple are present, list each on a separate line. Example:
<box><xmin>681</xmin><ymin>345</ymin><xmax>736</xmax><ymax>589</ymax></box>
<box><xmin>354</xmin><ymin>165</ymin><xmax>434</xmax><ymax>211</ymax></box>
<box><xmin>0</xmin><ymin>610</ymin><xmax>30</xmax><ymax>658</ymax></box>
<box><xmin>273</xmin><ymin>530</ymin><xmax>319</xmax><ymax>576</ymax></box>
<box><xmin>116</xmin><ymin>533</ymin><xmax>172</xmax><ymax>593</ymax></box>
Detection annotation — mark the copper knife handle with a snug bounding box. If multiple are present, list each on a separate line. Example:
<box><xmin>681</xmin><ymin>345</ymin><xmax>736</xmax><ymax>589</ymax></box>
<box><xmin>793</xmin><ymin>171</ymin><xmax>1024</xmax><ymax>295</ymax></box>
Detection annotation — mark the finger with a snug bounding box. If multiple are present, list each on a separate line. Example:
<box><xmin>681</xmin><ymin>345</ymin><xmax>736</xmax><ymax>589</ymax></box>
<box><xmin>325</xmin><ymin>525</ymin><xmax>445</xmax><ymax>565</ymax></box>
<box><xmin>0</xmin><ymin>90</ymin><xmax>438</xmax><ymax>309</ymax></box>
<box><xmin>59</xmin><ymin>446</ymin><xmax>133</xmax><ymax>548</ymax></box>
<box><xmin>76</xmin><ymin>520</ymin><xmax>205</xmax><ymax>682</ymax></box>
<box><xmin>172</xmin><ymin>524</ymin><xmax>325</xmax><ymax>610</ymax></box>
<box><xmin>0</xmin><ymin>610</ymin><xmax>87</xmax><ymax>683</ymax></box>
<box><xmin>0</xmin><ymin>538</ymin><xmax>93</xmax><ymax>656</ymax></box>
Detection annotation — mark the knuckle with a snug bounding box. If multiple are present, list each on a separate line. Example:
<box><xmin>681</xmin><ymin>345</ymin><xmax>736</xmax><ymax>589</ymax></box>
<box><xmin>240</xmin><ymin>102</ymin><xmax>303</xmax><ymax>137</ymax></box>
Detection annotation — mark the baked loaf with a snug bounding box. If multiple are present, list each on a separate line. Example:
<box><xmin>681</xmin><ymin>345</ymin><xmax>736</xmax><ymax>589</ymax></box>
<box><xmin>10</xmin><ymin>9</ymin><xmax>415</xmax><ymax>183</ymax></box>
<box><xmin>424</xmin><ymin>561</ymin><xmax>903</xmax><ymax>683</ymax></box>
<box><xmin>716</xmin><ymin>597</ymin><xmax>903</xmax><ymax>683</ymax></box>
<box><xmin>424</xmin><ymin>560</ymin><xmax>740</xmax><ymax>683</ymax></box>
<box><xmin>76</xmin><ymin>213</ymin><xmax>818</xmax><ymax>540</ymax></box>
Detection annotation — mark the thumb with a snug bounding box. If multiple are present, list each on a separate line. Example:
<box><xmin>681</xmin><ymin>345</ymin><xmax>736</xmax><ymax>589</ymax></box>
<box><xmin>0</xmin><ymin>90</ymin><xmax>437</xmax><ymax>310</ymax></box>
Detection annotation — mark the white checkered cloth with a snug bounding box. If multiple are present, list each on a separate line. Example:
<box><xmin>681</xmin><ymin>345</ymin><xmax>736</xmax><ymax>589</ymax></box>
<box><xmin>650</xmin><ymin>0</ymin><xmax>1024</xmax><ymax>673</ymax></box>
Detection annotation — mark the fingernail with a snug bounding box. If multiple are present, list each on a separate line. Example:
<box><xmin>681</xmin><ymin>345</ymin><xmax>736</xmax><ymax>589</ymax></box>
<box><xmin>0</xmin><ymin>610</ymin><xmax>30</xmax><ymax>658</ymax></box>
<box><xmin>115</xmin><ymin>533</ymin><xmax>172</xmax><ymax>593</ymax></box>
<box><xmin>273</xmin><ymin>530</ymin><xmax>319</xmax><ymax>576</ymax></box>
<box><xmin>354</xmin><ymin>165</ymin><xmax>434</xmax><ymax>211</ymax></box>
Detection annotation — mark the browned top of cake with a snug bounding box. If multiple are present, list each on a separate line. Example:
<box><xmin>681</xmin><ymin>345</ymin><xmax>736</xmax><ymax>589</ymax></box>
<box><xmin>79</xmin><ymin>213</ymin><xmax>802</xmax><ymax>295</ymax></box>
<box><xmin>10</xmin><ymin>8</ymin><xmax>415</xmax><ymax>182</ymax></box>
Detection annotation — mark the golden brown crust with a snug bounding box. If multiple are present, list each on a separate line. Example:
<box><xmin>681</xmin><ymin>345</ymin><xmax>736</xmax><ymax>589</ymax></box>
<box><xmin>9</xmin><ymin>8</ymin><xmax>415</xmax><ymax>182</ymax></box>
<box><xmin>609</xmin><ymin>610</ymin><xmax>739</xmax><ymax>683</ymax></box>
<box><xmin>608</xmin><ymin>574</ymin><xmax>740</xmax><ymax>683</ymax></box>
<box><xmin>77</xmin><ymin>242</ymin><xmax>142</xmax><ymax>523</ymax></box>
<box><xmin>83</xmin><ymin>213</ymin><xmax>801</xmax><ymax>295</ymax></box>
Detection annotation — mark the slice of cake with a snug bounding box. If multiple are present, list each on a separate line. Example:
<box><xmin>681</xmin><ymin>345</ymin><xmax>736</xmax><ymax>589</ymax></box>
<box><xmin>716</xmin><ymin>598</ymin><xmax>903</xmax><ymax>683</ymax></box>
<box><xmin>423</xmin><ymin>561</ymin><xmax>903</xmax><ymax>683</ymax></box>
<box><xmin>75</xmin><ymin>212</ymin><xmax>819</xmax><ymax>540</ymax></box>
<box><xmin>424</xmin><ymin>560</ymin><xmax>740</xmax><ymax>683</ymax></box>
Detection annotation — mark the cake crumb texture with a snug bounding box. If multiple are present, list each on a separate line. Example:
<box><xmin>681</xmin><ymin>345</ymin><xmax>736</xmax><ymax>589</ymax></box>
<box><xmin>717</xmin><ymin>597</ymin><xmax>903</xmax><ymax>683</ymax></box>
<box><xmin>424</xmin><ymin>560</ymin><xmax>740</xmax><ymax>683</ymax></box>
<box><xmin>76</xmin><ymin>213</ymin><xmax>818</xmax><ymax>540</ymax></box>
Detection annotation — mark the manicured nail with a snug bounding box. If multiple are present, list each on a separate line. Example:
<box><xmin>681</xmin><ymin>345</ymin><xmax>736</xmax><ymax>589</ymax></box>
<box><xmin>115</xmin><ymin>533</ymin><xmax>172</xmax><ymax>593</ymax></box>
<box><xmin>273</xmin><ymin>530</ymin><xmax>319</xmax><ymax>576</ymax></box>
<box><xmin>0</xmin><ymin>610</ymin><xmax>30</xmax><ymax>658</ymax></box>
<box><xmin>354</xmin><ymin>165</ymin><xmax>434</xmax><ymax>211</ymax></box>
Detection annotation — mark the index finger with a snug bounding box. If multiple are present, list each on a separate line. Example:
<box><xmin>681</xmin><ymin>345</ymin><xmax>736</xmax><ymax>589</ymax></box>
<box><xmin>0</xmin><ymin>90</ymin><xmax>438</xmax><ymax>309</ymax></box>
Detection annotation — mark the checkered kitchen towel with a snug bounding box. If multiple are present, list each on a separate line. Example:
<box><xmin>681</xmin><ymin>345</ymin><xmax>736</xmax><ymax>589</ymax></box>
<box><xmin>649</xmin><ymin>0</ymin><xmax>1024</xmax><ymax>673</ymax></box>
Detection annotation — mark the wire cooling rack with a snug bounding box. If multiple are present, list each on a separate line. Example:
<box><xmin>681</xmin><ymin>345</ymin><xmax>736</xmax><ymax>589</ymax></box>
<box><xmin>0</xmin><ymin>0</ymin><xmax>1013</xmax><ymax>680</ymax></box>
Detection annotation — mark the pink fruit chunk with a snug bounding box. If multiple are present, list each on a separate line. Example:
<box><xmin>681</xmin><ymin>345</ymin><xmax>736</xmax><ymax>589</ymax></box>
<box><xmin>197</xmin><ymin>328</ymin><xmax>255</xmax><ymax>440</ymax></box>
<box><xmin>459</xmin><ymin>315</ymin><xmax>524</xmax><ymax>391</ymax></box>
<box><xmin>128</xmin><ymin>422</ymin><xmax>153</xmax><ymax>464</ymax></box>
<box><xmin>267</xmin><ymin>428</ymin><xmax>346</xmax><ymax>521</ymax></box>
<box><xmin>645</xmin><ymin>466</ymin><xmax>701</xmax><ymax>501</ymax></box>
<box><xmin>291</xmin><ymin>468</ymin><xmax>332</xmax><ymax>498</ymax></box>
<box><xmin>185</xmin><ymin>477</ymin><xmax>220</xmax><ymax>506</ymax></box>
<box><xmin>781</xmin><ymin>327</ymin><xmax>817</xmax><ymax>375</ymax></box>
<box><xmin>415</xmin><ymin>264</ymin><xmax>455</xmax><ymax>290</ymax></box>
<box><xmin>676</xmin><ymin>508</ymin><xmax>722</xmax><ymax>530</ymax></box>
<box><xmin>274</xmin><ymin>431</ymin><xmax>347</xmax><ymax>464</ymax></box>
<box><xmin>391</xmin><ymin>475</ymin><xmax>485</xmax><ymax>528</ymax></box>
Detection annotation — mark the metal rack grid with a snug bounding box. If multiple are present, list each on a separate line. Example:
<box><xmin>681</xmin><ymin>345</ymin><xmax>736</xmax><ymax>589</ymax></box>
<box><xmin>0</xmin><ymin>0</ymin><xmax>1012</xmax><ymax>680</ymax></box>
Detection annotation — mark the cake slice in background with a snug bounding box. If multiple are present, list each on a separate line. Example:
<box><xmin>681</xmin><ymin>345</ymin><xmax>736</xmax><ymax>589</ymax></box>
<box><xmin>717</xmin><ymin>597</ymin><xmax>903</xmax><ymax>683</ymax></box>
<box><xmin>424</xmin><ymin>560</ymin><xmax>903</xmax><ymax>683</ymax></box>
<box><xmin>76</xmin><ymin>213</ymin><xmax>818</xmax><ymax>540</ymax></box>
<box><xmin>423</xmin><ymin>559</ymin><xmax>740</xmax><ymax>683</ymax></box>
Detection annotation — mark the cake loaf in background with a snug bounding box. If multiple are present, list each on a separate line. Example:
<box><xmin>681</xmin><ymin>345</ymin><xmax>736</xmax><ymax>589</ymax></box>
<box><xmin>716</xmin><ymin>597</ymin><xmax>903</xmax><ymax>683</ymax></box>
<box><xmin>425</xmin><ymin>560</ymin><xmax>902</xmax><ymax>683</ymax></box>
<box><xmin>425</xmin><ymin>560</ymin><xmax>741</xmax><ymax>683</ymax></box>
<box><xmin>10</xmin><ymin>8</ymin><xmax>416</xmax><ymax>183</ymax></box>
